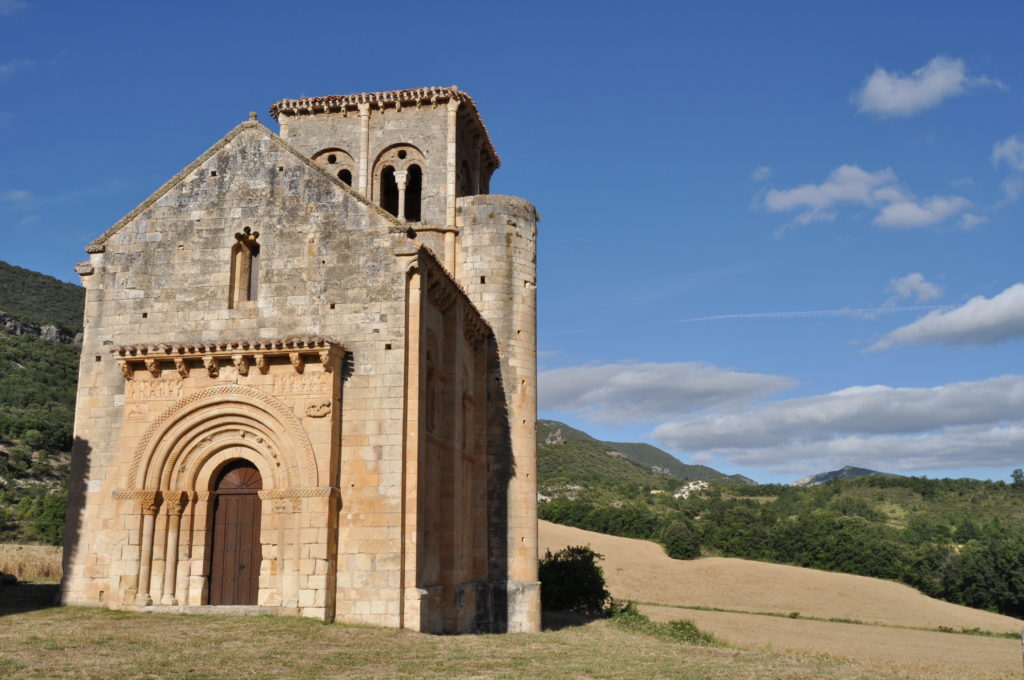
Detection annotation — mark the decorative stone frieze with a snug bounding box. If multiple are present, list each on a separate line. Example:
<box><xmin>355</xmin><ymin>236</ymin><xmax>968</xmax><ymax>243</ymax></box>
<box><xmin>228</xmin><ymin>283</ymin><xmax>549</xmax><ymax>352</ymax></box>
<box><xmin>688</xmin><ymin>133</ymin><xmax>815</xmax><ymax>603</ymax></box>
<box><xmin>114</xmin><ymin>338</ymin><xmax>344</xmax><ymax>380</ymax></box>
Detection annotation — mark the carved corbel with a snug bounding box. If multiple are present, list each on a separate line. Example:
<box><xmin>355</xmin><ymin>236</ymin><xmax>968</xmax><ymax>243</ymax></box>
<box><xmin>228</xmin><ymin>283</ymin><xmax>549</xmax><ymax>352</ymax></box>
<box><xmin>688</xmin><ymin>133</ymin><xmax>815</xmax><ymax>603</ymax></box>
<box><xmin>289</xmin><ymin>352</ymin><xmax>304</xmax><ymax>374</ymax></box>
<box><xmin>305</xmin><ymin>401</ymin><xmax>331</xmax><ymax>418</ymax></box>
<box><xmin>203</xmin><ymin>355</ymin><xmax>219</xmax><ymax>378</ymax></box>
<box><xmin>144</xmin><ymin>358</ymin><xmax>160</xmax><ymax>378</ymax></box>
<box><xmin>119</xmin><ymin>361</ymin><xmax>134</xmax><ymax>380</ymax></box>
<box><xmin>255</xmin><ymin>354</ymin><xmax>269</xmax><ymax>374</ymax></box>
<box><xmin>173</xmin><ymin>357</ymin><xmax>188</xmax><ymax>378</ymax></box>
<box><xmin>318</xmin><ymin>350</ymin><xmax>333</xmax><ymax>373</ymax></box>
<box><xmin>232</xmin><ymin>354</ymin><xmax>249</xmax><ymax>376</ymax></box>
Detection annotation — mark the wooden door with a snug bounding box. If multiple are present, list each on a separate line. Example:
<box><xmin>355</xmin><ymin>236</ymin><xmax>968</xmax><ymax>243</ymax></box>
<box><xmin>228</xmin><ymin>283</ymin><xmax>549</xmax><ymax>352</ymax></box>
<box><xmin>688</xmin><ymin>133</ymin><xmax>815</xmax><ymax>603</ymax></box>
<box><xmin>209</xmin><ymin>461</ymin><xmax>262</xmax><ymax>606</ymax></box>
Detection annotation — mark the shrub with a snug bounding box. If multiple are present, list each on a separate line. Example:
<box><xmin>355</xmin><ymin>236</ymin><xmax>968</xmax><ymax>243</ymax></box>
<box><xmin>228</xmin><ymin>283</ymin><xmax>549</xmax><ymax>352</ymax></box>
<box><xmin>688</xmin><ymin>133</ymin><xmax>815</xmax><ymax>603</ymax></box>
<box><xmin>661</xmin><ymin>520</ymin><xmax>701</xmax><ymax>559</ymax></box>
<box><xmin>610</xmin><ymin>601</ymin><xmax>720</xmax><ymax>646</ymax></box>
<box><xmin>539</xmin><ymin>545</ymin><xmax>610</xmax><ymax>615</ymax></box>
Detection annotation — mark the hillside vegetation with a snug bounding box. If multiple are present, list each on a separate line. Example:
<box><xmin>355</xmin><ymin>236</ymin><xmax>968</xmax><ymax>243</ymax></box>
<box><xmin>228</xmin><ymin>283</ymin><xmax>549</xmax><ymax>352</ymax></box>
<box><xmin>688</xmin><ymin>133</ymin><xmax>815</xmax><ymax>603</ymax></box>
<box><xmin>0</xmin><ymin>261</ymin><xmax>82</xmax><ymax>543</ymax></box>
<box><xmin>0</xmin><ymin>260</ymin><xmax>85</xmax><ymax>333</ymax></box>
<box><xmin>537</xmin><ymin>419</ymin><xmax>750</xmax><ymax>498</ymax></box>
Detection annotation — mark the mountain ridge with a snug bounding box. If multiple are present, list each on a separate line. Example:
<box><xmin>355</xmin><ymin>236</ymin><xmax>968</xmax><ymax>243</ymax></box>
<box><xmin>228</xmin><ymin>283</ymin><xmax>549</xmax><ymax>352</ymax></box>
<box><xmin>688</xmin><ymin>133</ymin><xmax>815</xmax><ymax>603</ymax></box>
<box><xmin>537</xmin><ymin>419</ymin><xmax>755</xmax><ymax>491</ymax></box>
<box><xmin>792</xmin><ymin>465</ymin><xmax>903</xmax><ymax>487</ymax></box>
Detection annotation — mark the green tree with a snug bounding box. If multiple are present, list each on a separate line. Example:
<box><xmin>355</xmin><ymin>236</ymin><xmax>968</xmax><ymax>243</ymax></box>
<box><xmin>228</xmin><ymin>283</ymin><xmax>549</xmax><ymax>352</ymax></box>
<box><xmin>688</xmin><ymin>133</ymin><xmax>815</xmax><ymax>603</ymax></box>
<box><xmin>539</xmin><ymin>545</ymin><xmax>610</xmax><ymax>615</ymax></box>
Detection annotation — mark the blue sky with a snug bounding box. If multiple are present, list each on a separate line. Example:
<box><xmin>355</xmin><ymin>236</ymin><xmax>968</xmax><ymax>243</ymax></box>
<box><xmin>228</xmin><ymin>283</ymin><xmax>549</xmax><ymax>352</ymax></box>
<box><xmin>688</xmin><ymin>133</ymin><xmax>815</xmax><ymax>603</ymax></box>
<box><xmin>2</xmin><ymin>1</ymin><xmax>1022</xmax><ymax>483</ymax></box>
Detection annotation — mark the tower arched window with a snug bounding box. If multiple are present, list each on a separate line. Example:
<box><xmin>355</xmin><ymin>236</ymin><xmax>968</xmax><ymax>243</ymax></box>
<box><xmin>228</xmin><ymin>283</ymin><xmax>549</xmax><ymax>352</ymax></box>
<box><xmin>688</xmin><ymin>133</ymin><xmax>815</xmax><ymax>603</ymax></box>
<box><xmin>405</xmin><ymin>164</ymin><xmax>422</xmax><ymax>222</ymax></box>
<box><xmin>229</xmin><ymin>227</ymin><xmax>260</xmax><ymax>309</ymax></box>
<box><xmin>372</xmin><ymin>144</ymin><xmax>426</xmax><ymax>222</ymax></box>
<box><xmin>380</xmin><ymin>166</ymin><xmax>399</xmax><ymax>217</ymax></box>
<box><xmin>312</xmin><ymin>148</ymin><xmax>355</xmax><ymax>187</ymax></box>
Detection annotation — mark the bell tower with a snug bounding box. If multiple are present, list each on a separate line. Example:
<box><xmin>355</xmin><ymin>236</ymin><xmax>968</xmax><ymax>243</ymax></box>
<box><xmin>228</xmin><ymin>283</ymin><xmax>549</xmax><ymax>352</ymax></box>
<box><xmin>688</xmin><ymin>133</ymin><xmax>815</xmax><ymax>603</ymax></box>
<box><xmin>272</xmin><ymin>86</ymin><xmax>541</xmax><ymax>632</ymax></box>
<box><xmin>270</xmin><ymin>86</ymin><xmax>500</xmax><ymax>272</ymax></box>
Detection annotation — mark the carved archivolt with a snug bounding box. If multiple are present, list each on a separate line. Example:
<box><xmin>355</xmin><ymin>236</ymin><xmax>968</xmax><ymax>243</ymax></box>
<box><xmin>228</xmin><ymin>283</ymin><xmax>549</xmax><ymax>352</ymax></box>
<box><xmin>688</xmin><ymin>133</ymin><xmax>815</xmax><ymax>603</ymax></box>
<box><xmin>128</xmin><ymin>384</ymin><xmax>320</xmax><ymax>490</ymax></box>
<box><xmin>161</xmin><ymin>417</ymin><xmax>286</xmax><ymax>491</ymax></box>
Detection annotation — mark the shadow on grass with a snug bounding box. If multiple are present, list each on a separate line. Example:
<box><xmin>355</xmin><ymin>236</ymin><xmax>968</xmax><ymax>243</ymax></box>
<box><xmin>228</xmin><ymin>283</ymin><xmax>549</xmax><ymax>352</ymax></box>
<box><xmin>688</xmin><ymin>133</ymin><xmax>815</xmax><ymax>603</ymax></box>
<box><xmin>0</xmin><ymin>582</ymin><xmax>60</xmax><ymax>617</ymax></box>
<box><xmin>541</xmin><ymin>609</ymin><xmax>604</xmax><ymax>631</ymax></box>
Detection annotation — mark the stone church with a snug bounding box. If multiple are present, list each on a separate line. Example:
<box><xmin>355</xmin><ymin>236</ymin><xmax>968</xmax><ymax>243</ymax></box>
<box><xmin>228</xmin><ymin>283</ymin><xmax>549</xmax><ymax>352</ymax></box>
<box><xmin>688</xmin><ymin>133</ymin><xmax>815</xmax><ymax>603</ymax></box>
<box><xmin>60</xmin><ymin>86</ymin><xmax>540</xmax><ymax>633</ymax></box>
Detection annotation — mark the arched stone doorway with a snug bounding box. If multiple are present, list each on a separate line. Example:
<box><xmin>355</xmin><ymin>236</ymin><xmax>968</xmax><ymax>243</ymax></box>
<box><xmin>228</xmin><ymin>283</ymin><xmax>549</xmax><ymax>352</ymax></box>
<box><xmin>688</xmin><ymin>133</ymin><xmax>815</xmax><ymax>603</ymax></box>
<box><xmin>209</xmin><ymin>459</ymin><xmax>263</xmax><ymax>605</ymax></box>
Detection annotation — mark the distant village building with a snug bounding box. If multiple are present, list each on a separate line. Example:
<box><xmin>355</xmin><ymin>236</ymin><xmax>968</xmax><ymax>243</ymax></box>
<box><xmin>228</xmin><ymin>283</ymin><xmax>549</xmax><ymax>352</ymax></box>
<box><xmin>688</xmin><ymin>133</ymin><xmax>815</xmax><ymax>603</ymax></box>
<box><xmin>61</xmin><ymin>87</ymin><xmax>540</xmax><ymax>633</ymax></box>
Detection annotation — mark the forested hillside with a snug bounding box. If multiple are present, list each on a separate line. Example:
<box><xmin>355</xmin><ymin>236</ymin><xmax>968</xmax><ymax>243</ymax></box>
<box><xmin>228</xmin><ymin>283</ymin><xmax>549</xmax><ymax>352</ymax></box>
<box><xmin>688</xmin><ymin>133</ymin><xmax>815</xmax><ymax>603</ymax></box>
<box><xmin>537</xmin><ymin>419</ymin><xmax>751</xmax><ymax>499</ymax></box>
<box><xmin>0</xmin><ymin>260</ymin><xmax>85</xmax><ymax>332</ymax></box>
<box><xmin>0</xmin><ymin>261</ymin><xmax>82</xmax><ymax>544</ymax></box>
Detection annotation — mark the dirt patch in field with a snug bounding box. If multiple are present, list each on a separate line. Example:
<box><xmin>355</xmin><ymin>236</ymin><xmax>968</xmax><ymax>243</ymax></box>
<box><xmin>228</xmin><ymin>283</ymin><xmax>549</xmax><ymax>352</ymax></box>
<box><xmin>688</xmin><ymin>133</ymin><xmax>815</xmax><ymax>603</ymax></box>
<box><xmin>540</xmin><ymin>520</ymin><xmax>1023</xmax><ymax>633</ymax></box>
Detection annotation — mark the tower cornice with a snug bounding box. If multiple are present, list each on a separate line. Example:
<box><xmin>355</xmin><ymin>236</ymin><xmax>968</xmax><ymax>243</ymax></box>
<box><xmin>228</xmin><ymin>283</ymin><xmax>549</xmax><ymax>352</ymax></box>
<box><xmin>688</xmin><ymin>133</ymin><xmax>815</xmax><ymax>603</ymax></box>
<box><xmin>269</xmin><ymin>86</ymin><xmax>500</xmax><ymax>168</ymax></box>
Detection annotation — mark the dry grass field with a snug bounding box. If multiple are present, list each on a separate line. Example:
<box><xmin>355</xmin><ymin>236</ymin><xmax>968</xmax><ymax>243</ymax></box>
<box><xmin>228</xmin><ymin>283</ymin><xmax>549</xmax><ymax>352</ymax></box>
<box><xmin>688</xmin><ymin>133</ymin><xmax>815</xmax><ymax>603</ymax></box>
<box><xmin>2</xmin><ymin>531</ymin><xmax>1022</xmax><ymax>679</ymax></box>
<box><xmin>0</xmin><ymin>544</ymin><xmax>62</xmax><ymax>581</ymax></box>
<box><xmin>541</xmin><ymin>520</ymin><xmax>1024</xmax><ymax>680</ymax></box>
<box><xmin>0</xmin><ymin>586</ymin><xmax>906</xmax><ymax>680</ymax></box>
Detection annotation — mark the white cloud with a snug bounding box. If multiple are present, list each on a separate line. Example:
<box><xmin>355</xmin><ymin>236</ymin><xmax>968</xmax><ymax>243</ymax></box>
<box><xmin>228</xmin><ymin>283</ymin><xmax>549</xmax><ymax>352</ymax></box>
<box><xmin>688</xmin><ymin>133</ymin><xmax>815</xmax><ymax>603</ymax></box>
<box><xmin>888</xmin><ymin>273</ymin><xmax>942</xmax><ymax>303</ymax></box>
<box><xmin>872</xmin><ymin>283</ymin><xmax>1024</xmax><ymax>350</ymax></box>
<box><xmin>998</xmin><ymin>176</ymin><xmax>1024</xmax><ymax>205</ymax></box>
<box><xmin>0</xmin><ymin>59</ymin><xmax>32</xmax><ymax>77</ymax></box>
<box><xmin>679</xmin><ymin>304</ymin><xmax>947</xmax><ymax>323</ymax></box>
<box><xmin>874</xmin><ymin>195</ymin><xmax>970</xmax><ymax>228</ymax></box>
<box><xmin>0</xmin><ymin>0</ymin><xmax>26</xmax><ymax>16</ymax></box>
<box><xmin>762</xmin><ymin>164</ymin><xmax>969</xmax><ymax>228</ymax></box>
<box><xmin>992</xmin><ymin>134</ymin><xmax>1024</xmax><ymax>171</ymax></box>
<box><xmin>854</xmin><ymin>56</ymin><xmax>1001</xmax><ymax>117</ymax></box>
<box><xmin>751</xmin><ymin>166</ymin><xmax>773</xmax><ymax>181</ymax></box>
<box><xmin>763</xmin><ymin>165</ymin><xmax>897</xmax><ymax>224</ymax></box>
<box><xmin>0</xmin><ymin>188</ymin><xmax>32</xmax><ymax>202</ymax></box>
<box><xmin>958</xmin><ymin>213</ymin><xmax>988</xmax><ymax>229</ymax></box>
<box><xmin>652</xmin><ymin>375</ymin><xmax>1024</xmax><ymax>474</ymax></box>
<box><xmin>538</xmin><ymin>362</ymin><xmax>795</xmax><ymax>425</ymax></box>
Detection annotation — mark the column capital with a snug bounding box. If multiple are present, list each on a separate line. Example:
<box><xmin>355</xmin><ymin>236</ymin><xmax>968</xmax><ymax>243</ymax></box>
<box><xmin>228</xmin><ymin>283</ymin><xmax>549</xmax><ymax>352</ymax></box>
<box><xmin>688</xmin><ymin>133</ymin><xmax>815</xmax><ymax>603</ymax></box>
<box><xmin>164</xmin><ymin>491</ymin><xmax>188</xmax><ymax>516</ymax></box>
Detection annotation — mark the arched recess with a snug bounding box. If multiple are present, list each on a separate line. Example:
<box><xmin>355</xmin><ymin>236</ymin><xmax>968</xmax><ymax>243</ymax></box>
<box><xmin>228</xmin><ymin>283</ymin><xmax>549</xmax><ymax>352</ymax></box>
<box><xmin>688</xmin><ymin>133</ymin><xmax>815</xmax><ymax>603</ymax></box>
<box><xmin>130</xmin><ymin>384</ymin><xmax>318</xmax><ymax>493</ymax></box>
<box><xmin>312</xmin><ymin>148</ymin><xmax>356</xmax><ymax>186</ymax></box>
<box><xmin>372</xmin><ymin>144</ymin><xmax>426</xmax><ymax>221</ymax></box>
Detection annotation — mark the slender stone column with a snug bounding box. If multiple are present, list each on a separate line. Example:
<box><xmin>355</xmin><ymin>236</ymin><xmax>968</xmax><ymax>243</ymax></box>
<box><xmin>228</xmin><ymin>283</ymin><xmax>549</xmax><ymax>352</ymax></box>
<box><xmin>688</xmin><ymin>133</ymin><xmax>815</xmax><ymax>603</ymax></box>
<box><xmin>161</xmin><ymin>493</ymin><xmax>187</xmax><ymax>605</ymax></box>
<box><xmin>289</xmin><ymin>498</ymin><xmax>302</xmax><ymax>606</ymax></box>
<box><xmin>394</xmin><ymin>170</ymin><xmax>408</xmax><ymax>222</ymax></box>
<box><xmin>272</xmin><ymin>498</ymin><xmax>289</xmax><ymax>605</ymax></box>
<box><xmin>136</xmin><ymin>493</ymin><xmax>160</xmax><ymax>606</ymax></box>
<box><xmin>358</xmin><ymin>103</ymin><xmax>371</xmax><ymax>194</ymax></box>
<box><xmin>445</xmin><ymin>97</ymin><xmax>460</xmax><ymax>272</ymax></box>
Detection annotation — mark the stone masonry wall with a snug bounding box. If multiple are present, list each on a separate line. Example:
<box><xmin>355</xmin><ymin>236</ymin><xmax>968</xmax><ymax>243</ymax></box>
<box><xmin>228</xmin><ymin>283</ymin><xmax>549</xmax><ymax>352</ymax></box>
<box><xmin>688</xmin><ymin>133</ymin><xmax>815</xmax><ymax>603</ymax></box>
<box><xmin>282</xmin><ymin>106</ymin><xmax>449</xmax><ymax>227</ymax></box>
<box><xmin>455</xmin><ymin>195</ymin><xmax>540</xmax><ymax>632</ymax></box>
<box><xmin>64</xmin><ymin>122</ymin><xmax>415</xmax><ymax>625</ymax></box>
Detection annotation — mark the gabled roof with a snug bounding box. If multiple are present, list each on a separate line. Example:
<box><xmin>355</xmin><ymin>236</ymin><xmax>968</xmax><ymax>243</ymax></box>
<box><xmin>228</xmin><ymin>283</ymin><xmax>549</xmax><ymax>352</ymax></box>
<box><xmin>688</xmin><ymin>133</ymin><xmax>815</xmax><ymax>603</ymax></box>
<box><xmin>269</xmin><ymin>86</ymin><xmax>500</xmax><ymax>169</ymax></box>
<box><xmin>85</xmin><ymin>120</ymin><xmax>403</xmax><ymax>253</ymax></box>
